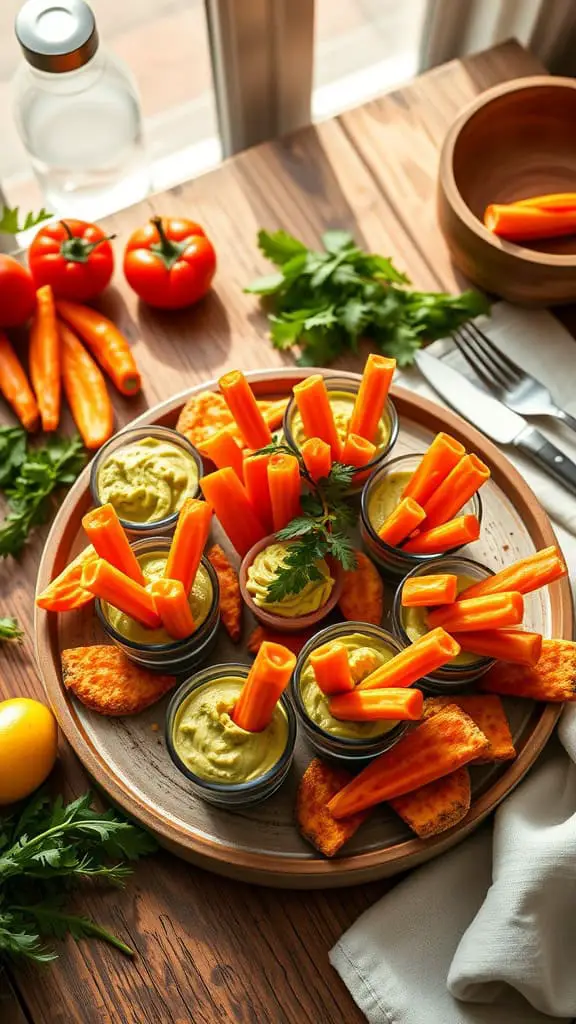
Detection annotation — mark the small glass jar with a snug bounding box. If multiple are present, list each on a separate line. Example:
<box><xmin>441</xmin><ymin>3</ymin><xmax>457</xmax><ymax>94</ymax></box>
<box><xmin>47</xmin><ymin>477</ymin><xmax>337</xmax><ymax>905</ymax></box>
<box><xmin>291</xmin><ymin>622</ymin><xmax>409</xmax><ymax>767</ymax></box>
<box><xmin>90</xmin><ymin>425</ymin><xmax>204</xmax><ymax>537</ymax></box>
<box><xmin>360</xmin><ymin>452</ymin><xmax>483</xmax><ymax>581</ymax></box>
<box><xmin>165</xmin><ymin>663</ymin><xmax>297</xmax><ymax>808</ymax></box>
<box><xmin>392</xmin><ymin>556</ymin><xmax>495</xmax><ymax>693</ymax></box>
<box><xmin>96</xmin><ymin>537</ymin><xmax>220</xmax><ymax>675</ymax></box>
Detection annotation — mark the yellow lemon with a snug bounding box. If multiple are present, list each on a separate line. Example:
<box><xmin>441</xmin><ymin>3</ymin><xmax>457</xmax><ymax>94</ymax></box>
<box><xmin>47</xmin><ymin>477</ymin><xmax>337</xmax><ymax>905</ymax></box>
<box><xmin>0</xmin><ymin>698</ymin><xmax>58</xmax><ymax>805</ymax></box>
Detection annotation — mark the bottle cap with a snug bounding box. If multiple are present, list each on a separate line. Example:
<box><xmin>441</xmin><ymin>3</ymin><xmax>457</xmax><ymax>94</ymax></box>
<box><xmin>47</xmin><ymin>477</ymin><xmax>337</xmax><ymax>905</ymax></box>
<box><xmin>15</xmin><ymin>0</ymin><xmax>98</xmax><ymax>73</ymax></box>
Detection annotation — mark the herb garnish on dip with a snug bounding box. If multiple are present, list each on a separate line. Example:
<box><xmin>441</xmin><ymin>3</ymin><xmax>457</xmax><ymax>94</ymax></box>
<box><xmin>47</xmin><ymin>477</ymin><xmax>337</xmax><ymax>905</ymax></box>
<box><xmin>246</xmin><ymin>542</ymin><xmax>334</xmax><ymax>617</ymax></box>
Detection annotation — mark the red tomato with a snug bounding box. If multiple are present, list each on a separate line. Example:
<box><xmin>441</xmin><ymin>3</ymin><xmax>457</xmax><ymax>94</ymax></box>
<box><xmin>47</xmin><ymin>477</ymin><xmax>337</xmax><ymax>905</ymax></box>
<box><xmin>0</xmin><ymin>255</ymin><xmax>36</xmax><ymax>327</ymax></box>
<box><xmin>123</xmin><ymin>216</ymin><xmax>216</xmax><ymax>309</ymax></box>
<box><xmin>28</xmin><ymin>219</ymin><xmax>115</xmax><ymax>301</ymax></box>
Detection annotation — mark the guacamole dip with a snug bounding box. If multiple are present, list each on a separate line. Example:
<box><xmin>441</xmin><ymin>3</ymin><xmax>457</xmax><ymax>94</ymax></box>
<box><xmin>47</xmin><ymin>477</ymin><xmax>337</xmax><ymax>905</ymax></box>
<box><xmin>246</xmin><ymin>542</ymin><xmax>334</xmax><ymax>618</ymax></box>
<box><xmin>173</xmin><ymin>677</ymin><xmax>288</xmax><ymax>783</ymax></box>
<box><xmin>105</xmin><ymin>551</ymin><xmax>213</xmax><ymax>644</ymax></box>
<box><xmin>98</xmin><ymin>436</ymin><xmax>198</xmax><ymax>524</ymax></box>
<box><xmin>367</xmin><ymin>469</ymin><xmax>412</xmax><ymax>533</ymax></box>
<box><xmin>402</xmin><ymin>573</ymin><xmax>478</xmax><ymax>667</ymax></box>
<box><xmin>290</xmin><ymin>389</ymin><xmax>390</xmax><ymax>454</ymax></box>
<box><xmin>301</xmin><ymin>632</ymin><xmax>398</xmax><ymax>739</ymax></box>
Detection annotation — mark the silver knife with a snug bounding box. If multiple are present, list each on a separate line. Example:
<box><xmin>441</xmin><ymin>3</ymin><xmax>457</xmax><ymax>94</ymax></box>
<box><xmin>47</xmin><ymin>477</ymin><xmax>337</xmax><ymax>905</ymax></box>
<box><xmin>415</xmin><ymin>350</ymin><xmax>576</xmax><ymax>495</ymax></box>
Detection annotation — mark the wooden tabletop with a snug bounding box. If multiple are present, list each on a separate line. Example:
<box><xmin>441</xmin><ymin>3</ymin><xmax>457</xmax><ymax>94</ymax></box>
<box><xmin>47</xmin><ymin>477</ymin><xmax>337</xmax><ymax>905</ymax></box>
<box><xmin>1</xmin><ymin>41</ymin><xmax>545</xmax><ymax>1024</ymax></box>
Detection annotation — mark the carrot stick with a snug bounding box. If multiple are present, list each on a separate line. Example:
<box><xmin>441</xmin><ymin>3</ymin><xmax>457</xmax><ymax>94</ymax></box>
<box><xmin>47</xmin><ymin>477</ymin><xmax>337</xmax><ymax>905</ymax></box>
<box><xmin>148</xmin><ymin>578</ymin><xmax>195</xmax><ymax>640</ymax></box>
<box><xmin>59</xmin><ymin>320</ymin><xmax>114</xmax><ymax>450</ymax></box>
<box><xmin>458</xmin><ymin>546</ymin><xmax>566</xmax><ymax>599</ymax></box>
<box><xmin>36</xmin><ymin>545</ymin><xmax>97</xmax><ymax>611</ymax></box>
<box><xmin>329</xmin><ymin>687</ymin><xmax>423</xmax><ymax>722</ymax></box>
<box><xmin>427</xmin><ymin>591</ymin><xmax>524</xmax><ymax>632</ymax></box>
<box><xmin>402</xmin><ymin>515</ymin><xmax>481</xmax><ymax>554</ymax></box>
<box><xmin>56</xmin><ymin>299</ymin><xmax>141</xmax><ymax>395</ymax></box>
<box><xmin>29</xmin><ymin>285</ymin><xmax>60</xmax><ymax>431</ymax></box>
<box><xmin>401</xmin><ymin>574</ymin><xmax>458</xmax><ymax>607</ymax></box>
<box><xmin>81</xmin><ymin>558</ymin><xmax>161</xmax><ymax>628</ymax></box>
<box><xmin>358</xmin><ymin>627</ymin><xmax>461</xmax><ymax>690</ymax></box>
<box><xmin>293</xmin><ymin>375</ymin><xmax>341</xmax><ymax>459</ymax></box>
<box><xmin>347</xmin><ymin>354</ymin><xmax>396</xmax><ymax>444</ymax></box>
<box><xmin>261</xmin><ymin>397</ymin><xmax>288</xmax><ymax>430</ymax></box>
<box><xmin>377</xmin><ymin>497</ymin><xmax>426</xmax><ymax>547</ymax></box>
<box><xmin>0</xmin><ymin>330</ymin><xmax>39</xmax><ymax>430</ymax></box>
<box><xmin>515</xmin><ymin>193</ymin><xmax>576</xmax><ymax>211</ymax></box>
<box><xmin>201</xmin><ymin>427</ymin><xmax>245</xmax><ymax>481</ymax></box>
<box><xmin>340</xmin><ymin>433</ymin><xmax>376</xmax><ymax>468</ymax></box>
<box><xmin>422</xmin><ymin>454</ymin><xmax>490</xmax><ymax>529</ymax></box>
<box><xmin>201</xmin><ymin>467</ymin><xmax>266</xmax><ymax>557</ymax></box>
<box><xmin>401</xmin><ymin>432</ymin><xmax>465</xmax><ymax>507</ymax></box>
<box><xmin>309</xmin><ymin>642</ymin><xmax>354</xmax><ymax>696</ymax></box>
<box><xmin>164</xmin><ymin>497</ymin><xmax>212</xmax><ymax>595</ymax></box>
<box><xmin>301</xmin><ymin>437</ymin><xmax>332</xmax><ymax>482</ymax></box>
<box><xmin>82</xmin><ymin>504</ymin><xmax>144</xmax><ymax>584</ymax></box>
<box><xmin>243</xmin><ymin>451</ymin><xmax>273</xmax><ymax>533</ymax></box>
<box><xmin>267</xmin><ymin>453</ymin><xmax>301</xmax><ymax>532</ymax></box>
<box><xmin>450</xmin><ymin>629</ymin><xmax>542</xmax><ymax>666</ymax></box>
<box><xmin>219</xmin><ymin>370</ymin><xmax>272</xmax><ymax>449</ymax></box>
<box><xmin>232</xmin><ymin>640</ymin><xmax>296</xmax><ymax>732</ymax></box>
<box><xmin>484</xmin><ymin>203</ymin><xmax>576</xmax><ymax>241</ymax></box>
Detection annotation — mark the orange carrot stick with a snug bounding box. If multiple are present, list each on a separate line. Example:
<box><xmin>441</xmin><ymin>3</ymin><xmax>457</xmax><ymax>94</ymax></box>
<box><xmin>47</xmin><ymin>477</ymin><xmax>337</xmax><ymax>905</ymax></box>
<box><xmin>36</xmin><ymin>545</ymin><xmax>97</xmax><ymax>612</ymax></box>
<box><xmin>59</xmin><ymin>320</ymin><xmax>114</xmax><ymax>449</ymax></box>
<box><xmin>29</xmin><ymin>285</ymin><xmax>60</xmax><ymax>431</ymax></box>
<box><xmin>293</xmin><ymin>375</ymin><xmax>341</xmax><ymax>459</ymax></box>
<box><xmin>201</xmin><ymin>427</ymin><xmax>245</xmax><ymax>481</ymax></box>
<box><xmin>347</xmin><ymin>354</ymin><xmax>396</xmax><ymax>443</ymax></box>
<box><xmin>402</xmin><ymin>574</ymin><xmax>458</xmax><ymax>607</ymax></box>
<box><xmin>377</xmin><ymin>497</ymin><xmax>426</xmax><ymax>547</ymax></box>
<box><xmin>358</xmin><ymin>628</ymin><xmax>461</xmax><ymax>690</ymax></box>
<box><xmin>427</xmin><ymin>591</ymin><xmax>524</xmax><ymax>632</ymax></box>
<box><xmin>243</xmin><ymin>451</ymin><xmax>273</xmax><ymax>533</ymax></box>
<box><xmin>329</xmin><ymin>687</ymin><xmax>423</xmax><ymax>722</ymax></box>
<box><xmin>219</xmin><ymin>370</ymin><xmax>272</xmax><ymax>449</ymax></box>
<box><xmin>148</xmin><ymin>578</ymin><xmax>195</xmax><ymax>640</ymax></box>
<box><xmin>422</xmin><ymin>454</ymin><xmax>490</xmax><ymax>529</ymax></box>
<box><xmin>0</xmin><ymin>330</ymin><xmax>39</xmax><ymax>430</ymax></box>
<box><xmin>201</xmin><ymin>467</ymin><xmax>266</xmax><ymax>557</ymax></box>
<box><xmin>261</xmin><ymin>397</ymin><xmax>288</xmax><ymax>430</ymax></box>
<box><xmin>340</xmin><ymin>433</ymin><xmax>377</xmax><ymax>468</ymax></box>
<box><xmin>81</xmin><ymin>558</ymin><xmax>161</xmax><ymax>628</ymax></box>
<box><xmin>458</xmin><ymin>546</ymin><xmax>567</xmax><ymax>599</ymax></box>
<box><xmin>267</xmin><ymin>453</ymin><xmax>302</xmax><ymax>532</ymax></box>
<box><xmin>233</xmin><ymin>640</ymin><xmax>296</xmax><ymax>732</ymax></box>
<box><xmin>402</xmin><ymin>515</ymin><xmax>481</xmax><ymax>555</ymax></box>
<box><xmin>57</xmin><ymin>300</ymin><xmax>140</xmax><ymax>395</ymax></box>
<box><xmin>401</xmin><ymin>432</ymin><xmax>465</xmax><ymax>506</ymax></box>
<box><xmin>515</xmin><ymin>192</ymin><xmax>576</xmax><ymax>211</ymax></box>
<box><xmin>309</xmin><ymin>642</ymin><xmax>354</xmax><ymax>696</ymax></box>
<box><xmin>82</xmin><ymin>504</ymin><xmax>144</xmax><ymax>584</ymax></box>
<box><xmin>301</xmin><ymin>437</ymin><xmax>332</xmax><ymax>482</ymax></box>
<box><xmin>165</xmin><ymin>497</ymin><xmax>212</xmax><ymax>595</ymax></box>
<box><xmin>450</xmin><ymin>629</ymin><xmax>542</xmax><ymax>666</ymax></box>
<box><xmin>484</xmin><ymin>204</ymin><xmax>576</xmax><ymax>241</ymax></box>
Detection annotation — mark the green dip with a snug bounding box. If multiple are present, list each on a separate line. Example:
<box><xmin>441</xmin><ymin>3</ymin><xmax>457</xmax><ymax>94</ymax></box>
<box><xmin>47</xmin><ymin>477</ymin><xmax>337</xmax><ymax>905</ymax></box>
<box><xmin>173</xmin><ymin>677</ymin><xmax>288</xmax><ymax>783</ymax></box>
<box><xmin>367</xmin><ymin>469</ymin><xmax>412</xmax><ymax>533</ymax></box>
<box><xmin>300</xmin><ymin>632</ymin><xmax>398</xmax><ymax>739</ymax></box>
<box><xmin>290</xmin><ymin>389</ymin><xmax>390</xmax><ymax>453</ymax></box>
<box><xmin>246</xmin><ymin>542</ymin><xmax>334</xmax><ymax>618</ymax></box>
<box><xmin>98</xmin><ymin>436</ymin><xmax>198</xmax><ymax>524</ymax></box>
<box><xmin>105</xmin><ymin>551</ymin><xmax>213</xmax><ymax>645</ymax></box>
<box><xmin>402</xmin><ymin>573</ymin><xmax>478</xmax><ymax>667</ymax></box>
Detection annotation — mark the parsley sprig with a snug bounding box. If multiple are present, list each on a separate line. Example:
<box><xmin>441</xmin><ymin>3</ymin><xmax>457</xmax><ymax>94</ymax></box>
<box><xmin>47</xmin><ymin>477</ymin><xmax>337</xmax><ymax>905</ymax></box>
<box><xmin>0</xmin><ymin>617</ymin><xmax>23</xmax><ymax>642</ymax></box>
<box><xmin>0</xmin><ymin>205</ymin><xmax>52</xmax><ymax>235</ymax></box>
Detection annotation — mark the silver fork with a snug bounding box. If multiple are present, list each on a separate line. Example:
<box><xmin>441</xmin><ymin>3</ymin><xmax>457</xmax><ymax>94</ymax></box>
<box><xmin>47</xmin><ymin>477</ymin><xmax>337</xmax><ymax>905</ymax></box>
<box><xmin>452</xmin><ymin>321</ymin><xmax>576</xmax><ymax>435</ymax></box>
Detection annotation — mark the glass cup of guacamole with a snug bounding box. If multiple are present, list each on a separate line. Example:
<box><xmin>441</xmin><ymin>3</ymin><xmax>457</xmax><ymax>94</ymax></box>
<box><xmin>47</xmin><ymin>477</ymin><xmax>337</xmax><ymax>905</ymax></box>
<box><xmin>360</xmin><ymin>453</ymin><xmax>483</xmax><ymax>581</ymax></box>
<box><xmin>392</xmin><ymin>556</ymin><xmax>496</xmax><ymax>693</ymax></box>
<box><xmin>166</xmin><ymin>663</ymin><xmax>297</xmax><ymax>808</ymax></box>
<box><xmin>291</xmin><ymin>622</ymin><xmax>410</xmax><ymax>766</ymax></box>
<box><xmin>90</xmin><ymin>425</ymin><xmax>204</xmax><ymax>536</ymax></box>
<box><xmin>96</xmin><ymin>536</ymin><xmax>220</xmax><ymax>675</ymax></box>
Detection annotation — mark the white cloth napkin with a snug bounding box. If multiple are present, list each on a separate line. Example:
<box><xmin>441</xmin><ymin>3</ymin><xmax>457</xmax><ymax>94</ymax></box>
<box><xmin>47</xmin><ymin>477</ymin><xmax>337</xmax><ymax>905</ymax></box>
<box><xmin>330</xmin><ymin>303</ymin><xmax>576</xmax><ymax>1023</ymax></box>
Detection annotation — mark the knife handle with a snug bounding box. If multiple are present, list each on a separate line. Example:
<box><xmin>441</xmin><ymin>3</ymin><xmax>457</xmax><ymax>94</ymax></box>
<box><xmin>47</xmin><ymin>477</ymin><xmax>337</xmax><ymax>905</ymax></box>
<box><xmin>516</xmin><ymin>426</ymin><xmax>576</xmax><ymax>495</ymax></box>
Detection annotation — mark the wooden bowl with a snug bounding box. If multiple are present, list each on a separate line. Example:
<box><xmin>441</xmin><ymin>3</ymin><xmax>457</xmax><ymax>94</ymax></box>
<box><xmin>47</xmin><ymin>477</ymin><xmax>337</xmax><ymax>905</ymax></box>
<box><xmin>438</xmin><ymin>76</ymin><xmax>576</xmax><ymax>305</ymax></box>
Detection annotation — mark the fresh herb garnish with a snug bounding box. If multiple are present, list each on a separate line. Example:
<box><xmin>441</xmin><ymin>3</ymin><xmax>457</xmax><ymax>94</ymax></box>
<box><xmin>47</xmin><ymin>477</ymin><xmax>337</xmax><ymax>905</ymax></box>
<box><xmin>0</xmin><ymin>617</ymin><xmax>23</xmax><ymax>642</ymax></box>
<box><xmin>245</xmin><ymin>229</ymin><xmax>489</xmax><ymax>366</ymax></box>
<box><xmin>0</xmin><ymin>206</ymin><xmax>52</xmax><ymax>235</ymax></box>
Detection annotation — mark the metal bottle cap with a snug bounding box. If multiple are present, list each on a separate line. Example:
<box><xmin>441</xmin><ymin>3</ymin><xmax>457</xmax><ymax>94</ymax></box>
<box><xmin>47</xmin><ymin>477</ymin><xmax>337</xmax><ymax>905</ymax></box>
<box><xmin>15</xmin><ymin>0</ymin><xmax>98</xmax><ymax>73</ymax></box>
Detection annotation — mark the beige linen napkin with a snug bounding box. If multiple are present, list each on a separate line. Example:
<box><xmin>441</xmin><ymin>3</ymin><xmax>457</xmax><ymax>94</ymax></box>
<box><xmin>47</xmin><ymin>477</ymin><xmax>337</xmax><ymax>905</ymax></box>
<box><xmin>330</xmin><ymin>304</ymin><xmax>576</xmax><ymax>1023</ymax></box>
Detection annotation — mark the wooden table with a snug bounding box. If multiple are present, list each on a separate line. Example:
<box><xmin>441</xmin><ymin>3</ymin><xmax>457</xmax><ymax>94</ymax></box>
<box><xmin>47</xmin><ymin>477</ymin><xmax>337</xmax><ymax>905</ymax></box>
<box><xmin>1</xmin><ymin>41</ymin><xmax>545</xmax><ymax>1024</ymax></box>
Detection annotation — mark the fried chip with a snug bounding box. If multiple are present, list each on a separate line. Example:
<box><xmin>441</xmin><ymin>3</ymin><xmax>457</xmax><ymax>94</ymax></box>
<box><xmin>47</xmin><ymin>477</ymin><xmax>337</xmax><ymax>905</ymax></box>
<box><xmin>338</xmin><ymin>552</ymin><xmax>384</xmax><ymax>625</ymax></box>
<box><xmin>176</xmin><ymin>392</ymin><xmax>288</xmax><ymax>454</ymax></box>
<box><xmin>389</xmin><ymin>767</ymin><xmax>471</xmax><ymax>838</ymax></box>
<box><xmin>247</xmin><ymin>625</ymin><xmax>315</xmax><ymax>657</ymax></box>
<box><xmin>62</xmin><ymin>645</ymin><xmax>176</xmax><ymax>716</ymax></box>
<box><xmin>423</xmin><ymin>695</ymin><xmax>515</xmax><ymax>763</ymax></box>
<box><xmin>480</xmin><ymin>639</ymin><xmax>576</xmax><ymax>702</ymax></box>
<box><xmin>296</xmin><ymin>758</ymin><xmax>370</xmax><ymax>857</ymax></box>
<box><xmin>207</xmin><ymin>543</ymin><xmax>242</xmax><ymax>642</ymax></box>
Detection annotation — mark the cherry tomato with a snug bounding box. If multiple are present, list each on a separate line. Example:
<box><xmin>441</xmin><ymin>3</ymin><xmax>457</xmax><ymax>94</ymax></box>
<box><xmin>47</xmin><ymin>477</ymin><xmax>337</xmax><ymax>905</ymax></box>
<box><xmin>0</xmin><ymin>255</ymin><xmax>36</xmax><ymax>327</ymax></box>
<box><xmin>0</xmin><ymin>698</ymin><xmax>58</xmax><ymax>805</ymax></box>
<box><xmin>123</xmin><ymin>216</ymin><xmax>216</xmax><ymax>310</ymax></box>
<box><xmin>28</xmin><ymin>219</ymin><xmax>115</xmax><ymax>302</ymax></box>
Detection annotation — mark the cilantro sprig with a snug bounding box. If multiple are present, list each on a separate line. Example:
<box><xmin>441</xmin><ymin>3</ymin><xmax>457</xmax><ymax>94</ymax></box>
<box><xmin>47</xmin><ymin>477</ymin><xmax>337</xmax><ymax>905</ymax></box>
<box><xmin>245</xmin><ymin>229</ymin><xmax>489</xmax><ymax>366</ymax></box>
<box><xmin>0</xmin><ymin>205</ymin><xmax>52</xmax><ymax>235</ymax></box>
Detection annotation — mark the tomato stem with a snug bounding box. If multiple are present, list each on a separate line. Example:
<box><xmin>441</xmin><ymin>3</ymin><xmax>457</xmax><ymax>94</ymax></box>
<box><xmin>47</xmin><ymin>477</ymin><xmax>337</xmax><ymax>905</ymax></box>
<box><xmin>59</xmin><ymin>221</ymin><xmax>116</xmax><ymax>264</ymax></box>
<box><xmin>149</xmin><ymin>216</ymin><xmax>188</xmax><ymax>270</ymax></box>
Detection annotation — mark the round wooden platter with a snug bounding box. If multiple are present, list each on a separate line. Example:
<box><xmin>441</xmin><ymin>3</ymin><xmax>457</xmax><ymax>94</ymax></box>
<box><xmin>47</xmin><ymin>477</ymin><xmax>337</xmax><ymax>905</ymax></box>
<box><xmin>35</xmin><ymin>368</ymin><xmax>571</xmax><ymax>888</ymax></box>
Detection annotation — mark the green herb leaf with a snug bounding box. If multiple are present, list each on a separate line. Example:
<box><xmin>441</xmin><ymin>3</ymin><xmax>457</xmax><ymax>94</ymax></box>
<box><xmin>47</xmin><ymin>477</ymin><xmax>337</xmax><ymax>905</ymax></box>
<box><xmin>0</xmin><ymin>206</ymin><xmax>52</xmax><ymax>235</ymax></box>
<box><xmin>0</xmin><ymin>618</ymin><xmax>23</xmax><ymax>643</ymax></box>
<box><xmin>243</xmin><ymin>273</ymin><xmax>285</xmax><ymax>295</ymax></box>
<box><xmin>257</xmin><ymin>229</ymin><xmax>307</xmax><ymax>266</ymax></box>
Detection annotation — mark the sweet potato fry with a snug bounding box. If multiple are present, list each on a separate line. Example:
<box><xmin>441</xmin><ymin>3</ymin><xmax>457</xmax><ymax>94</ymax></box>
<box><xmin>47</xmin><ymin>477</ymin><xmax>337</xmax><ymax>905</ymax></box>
<box><xmin>480</xmin><ymin>639</ymin><xmax>576</xmax><ymax>702</ymax></box>
<box><xmin>61</xmin><ymin>645</ymin><xmax>176</xmax><ymax>716</ymax></box>
<box><xmin>389</xmin><ymin>767</ymin><xmax>471</xmax><ymax>838</ymax></box>
<box><xmin>338</xmin><ymin>551</ymin><xmax>383</xmax><ymax>625</ymax></box>
<box><xmin>207</xmin><ymin>543</ymin><xmax>242</xmax><ymax>642</ymax></box>
<box><xmin>36</xmin><ymin>545</ymin><xmax>96</xmax><ymax>612</ymax></box>
<box><xmin>423</xmin><ymin>695</ymin><xmax>515</xmax><ymax>763</ymax></box>
<box><xmin>296</xmin><ymin>758</ymin><xmax>370</xmax><ymax>857</ymax></box>
<box><xmin>247</xmin><ymin>625</ymin><xmax>315</xmax><ymax>657</ymax></box>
